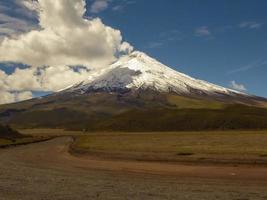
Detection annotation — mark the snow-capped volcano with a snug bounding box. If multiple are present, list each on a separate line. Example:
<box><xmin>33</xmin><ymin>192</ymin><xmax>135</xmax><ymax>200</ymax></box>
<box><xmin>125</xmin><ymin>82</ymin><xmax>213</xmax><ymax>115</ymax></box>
<box><xmin>1</xmin><ymin>51</ymin><xmax>267</xmax><ymax>131</ymax></box>
<box><xmin>65</xmin><ymin>51</ymin><xmax>245</xmax><ymax>97</ymax></box>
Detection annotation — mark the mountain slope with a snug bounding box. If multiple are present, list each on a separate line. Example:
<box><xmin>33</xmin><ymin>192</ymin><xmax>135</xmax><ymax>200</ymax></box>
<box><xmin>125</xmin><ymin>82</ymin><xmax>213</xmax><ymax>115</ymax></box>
<box><xmin>0</xmin><ymin>124</ymin><xmax>23</xmax><ymax>140</ymax></box>
<box><xmin>66</xmin><ymin>51</ymin><xmax>246</xmax><ymax>96</ymax></box>
<box><xmin>60</xmin><ymin>51</ymin><xmax>265</xmax><ymax>106</ymax></box>
<box><xmin>0</xmin><ymin>51</ymin><xmax>267</xmax><ymax>131</ymax></box>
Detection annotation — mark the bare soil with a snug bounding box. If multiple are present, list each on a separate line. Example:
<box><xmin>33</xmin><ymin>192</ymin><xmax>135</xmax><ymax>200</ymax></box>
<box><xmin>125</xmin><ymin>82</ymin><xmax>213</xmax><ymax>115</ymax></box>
<box><xmin>0</xmin><ymin>137</ymin><xmax>267</xmax><ymax>200</ymax></box>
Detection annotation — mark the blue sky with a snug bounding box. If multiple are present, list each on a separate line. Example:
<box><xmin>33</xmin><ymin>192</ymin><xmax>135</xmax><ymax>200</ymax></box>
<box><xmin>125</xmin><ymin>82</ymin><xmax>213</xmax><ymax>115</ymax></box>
<box><xmin>0</xmin><ymin>0</ymin><xmax>267</xmax><ymax>99</ymax></box>
<box><xmin>94</xmin><ymin>0</ymin><xmax>267</xmax><ymax>97</ymax></box>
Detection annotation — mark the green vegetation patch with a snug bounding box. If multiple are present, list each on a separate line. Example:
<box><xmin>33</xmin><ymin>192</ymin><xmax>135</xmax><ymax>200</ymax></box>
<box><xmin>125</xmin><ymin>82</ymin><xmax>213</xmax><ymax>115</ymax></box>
<box><xmin>0</xmin><ymin>124</ymin><xmax>24</xmax><ymax>140</ymax></box>
<box><xmin>167</xmin><ymin>95</ymin><xmax>224</xmax><ymax>109</ymax></box>
<box><xmin>0</xmin><ymin>136</ymin><xmax>53</xmax><ymax>148</ymax></box>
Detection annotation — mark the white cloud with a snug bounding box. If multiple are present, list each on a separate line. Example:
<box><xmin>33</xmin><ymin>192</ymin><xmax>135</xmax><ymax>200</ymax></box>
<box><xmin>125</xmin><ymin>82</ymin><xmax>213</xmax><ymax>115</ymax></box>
<box><xmin>0</xmin><ymin>70</ymin><xmax>8</xmax><ymax>91</ymax></box>
<box><xmin>37</xmin><ymin>65</ymin><xmax>92</xmax><ymax>91</ymax></box>
<box><xmin>90</xmin><ymin>0</ymin><xmax>112</xmax><ymax>13</ymax></box>
<box><xmin>5</xmin><ymin>68</ymin><xmax>41</xmax><ymax>91</ymax></box>
<box><xmin>0</xmin><ymin>0</ymin><xmax>132</xmax><ymax>68</ymax></box>
<box><xmin>0</xmin><ymin>90</ymin><xmax>33</xmax><ymax>105</ymax></box>
<box><xmin>195</xmin><ymin>26</ymin><xmax>211</xmax><ymax>37</ymax></box>
<box><xmin>239</xmin><ymin>21</ymin><xmax>263</xmax><ymax>29</ymax></box>
<box><xmin>0</xmin><ymin>90</ymin><xmax>15</xmax><ymax>105</ymax></box>
<box><xmin>119</xmin><ymin>41</ymin><xmax>133</xmax><ymax>54</ymax></box>
<box><xmin>0</xmin><ymin>65</ymin><xmax>92</xmax><ymax>104</ymax></box>
<box><xmin>0</xmin><ymin>67</ymin><xmax>31</xmax><ymax>104</ymax></box>
<box><xmin>230</xmin><ymin>81</ymin><xmax>247</xmax><ymax>92</ymax></box>
<box><xmin>0</xmin><ymin>66</ymin><xmax>93</xmax><ymax>93</ymax></box>
<box><xmin>0</xmin><ymin>0</ymin><xmax>133</xmax><ymax>104</ymax></box>
<box><xmin>16</xmin><ymin>91</ymin><xmax>33</xmax><ymax>101</ymax></box>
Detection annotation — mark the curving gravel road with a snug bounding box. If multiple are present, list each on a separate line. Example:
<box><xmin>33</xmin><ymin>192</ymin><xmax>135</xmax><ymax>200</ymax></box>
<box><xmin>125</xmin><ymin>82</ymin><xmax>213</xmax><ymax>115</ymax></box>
<box><xmin>0</xmin><ymin>137</ymin><xmax>267</xmax><ymax>200</ymax></box>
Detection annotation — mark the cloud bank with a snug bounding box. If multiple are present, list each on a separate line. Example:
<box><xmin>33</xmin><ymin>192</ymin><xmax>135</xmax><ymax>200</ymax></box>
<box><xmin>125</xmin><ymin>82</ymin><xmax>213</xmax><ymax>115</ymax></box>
<box><xmin>0</xmin><ymin>0</ymin><xmax>132</xmax><ymax>68</ymax></box>
<box><xmin>0</xmin><ymin>0</ymin><xmax>133</xmax><ymax>104</ymax></box>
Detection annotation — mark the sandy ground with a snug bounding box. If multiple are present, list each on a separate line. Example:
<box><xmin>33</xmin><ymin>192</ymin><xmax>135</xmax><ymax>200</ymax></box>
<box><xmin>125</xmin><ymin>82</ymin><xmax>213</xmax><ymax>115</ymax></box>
<box><xmin>0</xmin><ymin>137</ymin><xmax>267</xmax><ymax>200</ymax></box>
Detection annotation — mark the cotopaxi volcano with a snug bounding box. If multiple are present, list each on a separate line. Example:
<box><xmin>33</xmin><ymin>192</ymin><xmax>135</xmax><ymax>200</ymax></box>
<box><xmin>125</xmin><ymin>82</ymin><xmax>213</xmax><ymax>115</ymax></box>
<box><xmin>64</xmin><ymin>51</ymin><xmax>249</xmax><ymax>98</ymax></box>
<box><xmin>0</xmin><ymin>51</ymin><xmax>267</xmax><ymax>131</ymax></box>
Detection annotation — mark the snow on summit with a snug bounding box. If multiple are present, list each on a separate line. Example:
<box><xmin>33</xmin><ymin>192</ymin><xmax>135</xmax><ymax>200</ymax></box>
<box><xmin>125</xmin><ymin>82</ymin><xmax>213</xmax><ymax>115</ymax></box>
<box><xmin>65</xmin><ymin>51</ymin><xmax>246</xmax><ymax>96</ymax></box>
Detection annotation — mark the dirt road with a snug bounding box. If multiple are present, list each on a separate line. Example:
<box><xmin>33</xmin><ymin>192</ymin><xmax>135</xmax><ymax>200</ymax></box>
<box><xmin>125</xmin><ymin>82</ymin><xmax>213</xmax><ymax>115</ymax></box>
<box><xmin>0</xmin><ymin>137</ymin><xmax>267</xmax><ymax>200</ymax></box>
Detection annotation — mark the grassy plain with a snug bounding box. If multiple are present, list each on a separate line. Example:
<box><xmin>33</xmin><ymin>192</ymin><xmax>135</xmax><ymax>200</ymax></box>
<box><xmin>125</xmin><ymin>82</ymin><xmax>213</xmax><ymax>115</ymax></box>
<box><xmin>71</xmin><ymin>130</ymin><xmax>267</xmax><ymax>164</ymax></box>
<box><xmin>18</xmin><ymin>129</ymin><xmax>267</xmax><ymax>164</ymax></box>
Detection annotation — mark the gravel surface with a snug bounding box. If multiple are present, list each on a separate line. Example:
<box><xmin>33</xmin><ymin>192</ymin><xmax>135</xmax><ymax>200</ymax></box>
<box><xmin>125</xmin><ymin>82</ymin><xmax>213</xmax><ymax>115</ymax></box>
<box><xmin>0</xmin><ymin>137</ymin><xmax>267</xmax><ymax>200</ymax></box>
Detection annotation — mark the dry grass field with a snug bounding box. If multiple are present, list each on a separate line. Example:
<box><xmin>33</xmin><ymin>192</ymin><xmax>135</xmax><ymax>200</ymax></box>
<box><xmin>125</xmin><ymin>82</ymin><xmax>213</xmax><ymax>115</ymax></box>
<box><xmin>20</xmin><ymin>129</ymin><xmax>267</xmax><ymax>164</ymax></box>
<box><xmin>70</xmin><ymin>130</ymin><xmax>267</xmax><ymax>164</ymax></box>
<box><xmin>1</xmin><ymin>129</ymin><xmax>267</xmax><ymax>199</ymax></box>
<box><xmin>17</xmin><ymin>129</ymin><xmax>267</xmax><ymax>164</ymax></box>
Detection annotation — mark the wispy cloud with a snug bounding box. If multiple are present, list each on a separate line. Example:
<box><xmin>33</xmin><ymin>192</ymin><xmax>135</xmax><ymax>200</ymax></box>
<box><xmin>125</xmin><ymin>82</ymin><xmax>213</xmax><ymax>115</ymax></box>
<box><xmin>89</xmin><ymin>0</ymin><xmax>135</xmax><ymax>14</ymax></box>
<box><xmin>229</xmin><ymin>81</ymin><xmax>247</xmax><ymax>92</ymax></box>
<box><xmin>112</xmin><ymin>0</ymin><xmax>136</xmax><ymax>12</ymax></box>
<box><xmin>0</xmin><ymin>0</ymin><xmax>39</xmax><ymax>41</ymax></box>
<box><xmin>90</xmin><ymin>0</ymin><xmax>112</xmax><ymax>14</ymax></box>
<box><xmin>228</xmin><ymin>60</ymin><xmax>267</xmax><ymax>74</ymax></box>
<box><xmin>0</xmin><ymin>13</ymin><xmax>37</xmax><ymax>40</ymax></box>
<box><xmin>146</xmin><ymin>30</ymin><xmax>183</xmax><ymax>49</ymax></box>
<box><xmin>124</xmin><ymin>0</ymin><xmax>136</xmax><ymax>5</ymax></box>
<box><xmin>112</xmin><ymin>5</ymin><xmax>124</xmax><ymax>11</ymax></box>
<box><xmin>195</xmin><ymin>26</ymin><xmax>211</xmax><ymax>37</ymax></box>
<box><xmin>0</xmin><ymin>1</ymin><xmax>38</xmax><ymax>19</ymax></box>
<box><xmin>146</xmin><ymin>41</ymin><xmax>164</xmax><ymax>49</ymax></box>
<box><xmin>195</xmin><ymin>21</ymin><xmax>264</xmax><ymax>38</ymax></box>
<box><xmin>15</xmin><ymin>0</ymin><xmax>39</xmax><ymax>12</ymax></box>
<box><xmin>0</xmin><ymin>4</ymin><xmax>9</xmax><ymax>12</ymax></box>
<box><xmin>239</xmin><ymin>21</ymin><xmax>263</xmax><ymax>29</ymax></box>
